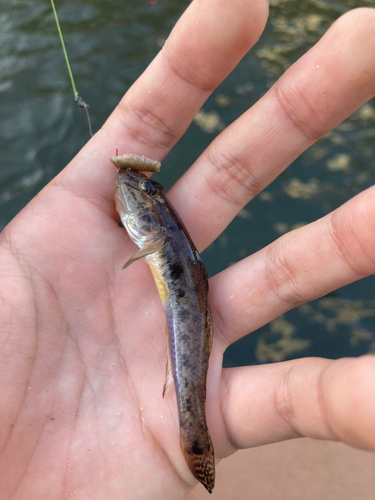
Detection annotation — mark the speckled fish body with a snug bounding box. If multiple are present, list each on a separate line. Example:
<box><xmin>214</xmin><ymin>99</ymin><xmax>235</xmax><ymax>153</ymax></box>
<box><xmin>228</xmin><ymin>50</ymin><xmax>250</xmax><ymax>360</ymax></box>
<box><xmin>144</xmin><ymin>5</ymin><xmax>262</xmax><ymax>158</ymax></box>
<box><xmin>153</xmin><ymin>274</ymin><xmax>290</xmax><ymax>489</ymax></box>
<box><xmin>115</xmin><ymin>168</ymin><xmax>215</xmax><ymax>493</ymax></box>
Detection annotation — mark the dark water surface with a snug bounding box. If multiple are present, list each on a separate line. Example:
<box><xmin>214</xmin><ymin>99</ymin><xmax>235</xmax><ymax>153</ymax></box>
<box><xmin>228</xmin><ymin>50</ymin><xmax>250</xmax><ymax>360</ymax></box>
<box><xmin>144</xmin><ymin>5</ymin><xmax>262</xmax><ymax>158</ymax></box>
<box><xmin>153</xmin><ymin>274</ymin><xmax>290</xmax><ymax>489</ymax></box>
<box><xmin>1</xmin><ymin>0</ymin><xmax>375</xmax><ymax>366</ymax></box>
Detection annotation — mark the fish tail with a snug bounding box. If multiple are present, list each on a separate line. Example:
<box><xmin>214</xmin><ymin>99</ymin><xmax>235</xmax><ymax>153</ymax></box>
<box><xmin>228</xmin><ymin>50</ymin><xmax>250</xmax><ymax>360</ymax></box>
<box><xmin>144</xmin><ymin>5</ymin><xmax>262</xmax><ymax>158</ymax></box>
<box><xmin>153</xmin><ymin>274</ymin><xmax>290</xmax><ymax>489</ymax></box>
<box><xmin>181</xmin><ymin>436</ymin><xmax>215</xmax><ymax>493</ymax></box>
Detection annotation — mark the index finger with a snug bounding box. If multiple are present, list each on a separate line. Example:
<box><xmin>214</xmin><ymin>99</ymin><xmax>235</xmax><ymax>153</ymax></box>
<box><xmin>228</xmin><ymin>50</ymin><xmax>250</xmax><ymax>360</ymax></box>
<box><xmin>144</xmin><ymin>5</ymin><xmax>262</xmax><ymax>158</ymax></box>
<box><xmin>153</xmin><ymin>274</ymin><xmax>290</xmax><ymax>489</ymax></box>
<box><xmin>55</xmin><ymin>0</ymin><xmax>269</xmax><ymax>209</ymax></box>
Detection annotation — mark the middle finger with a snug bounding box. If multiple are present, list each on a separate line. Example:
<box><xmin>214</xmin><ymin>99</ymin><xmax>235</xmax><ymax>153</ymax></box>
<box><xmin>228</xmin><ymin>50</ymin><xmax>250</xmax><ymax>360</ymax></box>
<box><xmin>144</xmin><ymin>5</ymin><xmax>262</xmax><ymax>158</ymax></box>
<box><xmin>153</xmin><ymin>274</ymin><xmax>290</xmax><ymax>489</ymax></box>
<box><xmin>169</xmin><ymin>8</ymin><xmax>375</xmax><ymax>251</ymax></box>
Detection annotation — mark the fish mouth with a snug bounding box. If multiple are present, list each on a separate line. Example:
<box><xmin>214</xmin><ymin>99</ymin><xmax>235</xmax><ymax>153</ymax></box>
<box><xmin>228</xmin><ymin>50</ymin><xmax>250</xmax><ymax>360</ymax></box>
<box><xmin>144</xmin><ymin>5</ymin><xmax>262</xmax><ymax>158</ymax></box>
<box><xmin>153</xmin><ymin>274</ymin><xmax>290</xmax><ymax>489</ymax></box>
<box><xmin>115</xmin><ymin>168</ymin><xmax>129</xmax><ymax>188</ymax></box>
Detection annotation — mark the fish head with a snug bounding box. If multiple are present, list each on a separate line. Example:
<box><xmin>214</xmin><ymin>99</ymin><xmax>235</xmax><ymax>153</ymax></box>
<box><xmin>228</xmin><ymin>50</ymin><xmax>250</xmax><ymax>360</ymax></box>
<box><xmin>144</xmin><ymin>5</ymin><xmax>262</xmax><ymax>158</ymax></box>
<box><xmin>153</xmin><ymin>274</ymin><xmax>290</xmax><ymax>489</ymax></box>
<box><xmin>115</xmin><ymin>168</ymin><xmax>165</xmax><ymax>247</ymax></box>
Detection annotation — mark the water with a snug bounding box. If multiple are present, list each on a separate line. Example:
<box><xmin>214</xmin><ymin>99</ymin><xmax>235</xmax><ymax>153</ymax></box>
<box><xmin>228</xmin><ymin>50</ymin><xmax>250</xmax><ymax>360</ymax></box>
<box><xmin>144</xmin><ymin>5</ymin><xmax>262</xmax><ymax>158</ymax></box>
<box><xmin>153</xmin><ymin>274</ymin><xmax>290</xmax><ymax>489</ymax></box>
<box><xmin>1</xmin><ymin>0</ymin><xmax>375</xmax><ymax>367</ymax></box>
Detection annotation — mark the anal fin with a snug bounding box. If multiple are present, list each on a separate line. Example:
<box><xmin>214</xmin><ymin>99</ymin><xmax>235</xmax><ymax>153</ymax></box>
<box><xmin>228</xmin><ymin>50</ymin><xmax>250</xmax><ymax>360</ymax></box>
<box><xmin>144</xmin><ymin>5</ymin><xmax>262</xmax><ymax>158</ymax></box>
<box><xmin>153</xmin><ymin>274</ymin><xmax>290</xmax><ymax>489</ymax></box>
<box><xmin>162</xmin><ymin>324</ymin><xmax>173</xmax><ymax>398</ymax></box>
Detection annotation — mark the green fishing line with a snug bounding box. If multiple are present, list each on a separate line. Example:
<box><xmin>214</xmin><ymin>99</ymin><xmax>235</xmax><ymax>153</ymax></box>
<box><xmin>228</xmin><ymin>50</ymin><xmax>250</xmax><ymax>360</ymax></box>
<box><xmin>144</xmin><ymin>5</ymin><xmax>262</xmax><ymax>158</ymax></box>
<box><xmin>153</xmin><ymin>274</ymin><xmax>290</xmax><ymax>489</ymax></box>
<box><xmin>50</xmin><ymin>0</ymin><xmax>78</xmax><ymax>100</ymax></box>
<box><xmin>50</xmin><ymin>0</ymin><xmax>93</xmax><ymax>137</ymax></box>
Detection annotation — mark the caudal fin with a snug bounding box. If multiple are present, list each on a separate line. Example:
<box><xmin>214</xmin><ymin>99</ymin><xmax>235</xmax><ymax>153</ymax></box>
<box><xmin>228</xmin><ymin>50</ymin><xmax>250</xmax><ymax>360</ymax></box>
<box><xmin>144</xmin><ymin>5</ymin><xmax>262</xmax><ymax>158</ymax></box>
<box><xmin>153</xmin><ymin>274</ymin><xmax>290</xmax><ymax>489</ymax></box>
<box><xmin>181</xmin><ymin>437</ymin><xmax>215</xmax><ymax>493</ymax></box>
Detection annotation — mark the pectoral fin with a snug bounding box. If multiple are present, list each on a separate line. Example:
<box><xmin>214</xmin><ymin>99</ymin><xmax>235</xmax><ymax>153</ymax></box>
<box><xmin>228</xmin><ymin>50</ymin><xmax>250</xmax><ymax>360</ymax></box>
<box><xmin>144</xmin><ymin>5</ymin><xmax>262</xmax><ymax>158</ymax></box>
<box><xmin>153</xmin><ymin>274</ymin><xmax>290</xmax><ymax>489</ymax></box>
<box><xmin>122</xmin><ymin>236</ymin><xmax>166</xmax><ymax>269</ymax></box>
<box><xmin>163</xmin><ymin>324</ymin><xmax>173</xmax><ymax>398</ymax></box>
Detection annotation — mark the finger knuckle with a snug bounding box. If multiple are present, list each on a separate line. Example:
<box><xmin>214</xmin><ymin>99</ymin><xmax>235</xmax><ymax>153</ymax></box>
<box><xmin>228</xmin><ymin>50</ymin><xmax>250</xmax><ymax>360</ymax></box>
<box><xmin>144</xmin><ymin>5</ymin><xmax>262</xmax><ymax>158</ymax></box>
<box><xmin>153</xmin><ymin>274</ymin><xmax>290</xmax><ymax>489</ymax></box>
<box><xmin>330</xmin><ymin>195</ymin><xmax>375</xmax><ymax>277</ymax></box>
<box><xmin>205</xmin><ymin>147</ymin><xmax>262</xmax><ymax>208</ymax></box>
<box><xmin>273</xmin><ymin>361</ymin><xmax>301</xmax><ymax>437</ymax></box>
<box><xmin>265</xmin><ymin>241</ymin><xmax>307</xmax><ymax>309</ymax></box>
<box><xmin>273</xmin><ymin>80</ymin><xmax>326</xmax><ymax>142</ymax></box>
<box><xmin>164</xmin><ymin>48</ymin><xmax>216</xmax><ymax>93</ymax></box>
<box><xmin>118</xmin><ymin>101</ymin><xmax>177</xmax><ymax>152</ymax></box>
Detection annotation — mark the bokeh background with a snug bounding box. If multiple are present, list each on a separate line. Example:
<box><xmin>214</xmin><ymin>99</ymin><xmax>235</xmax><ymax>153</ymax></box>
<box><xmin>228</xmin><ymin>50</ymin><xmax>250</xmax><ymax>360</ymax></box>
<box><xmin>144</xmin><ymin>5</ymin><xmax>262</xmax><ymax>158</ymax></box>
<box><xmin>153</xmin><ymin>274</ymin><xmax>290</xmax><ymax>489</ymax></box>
<box><xmin>1</xmin><ymin>0</ymin><xmax>375</xmax><ymax>367</ymax></box>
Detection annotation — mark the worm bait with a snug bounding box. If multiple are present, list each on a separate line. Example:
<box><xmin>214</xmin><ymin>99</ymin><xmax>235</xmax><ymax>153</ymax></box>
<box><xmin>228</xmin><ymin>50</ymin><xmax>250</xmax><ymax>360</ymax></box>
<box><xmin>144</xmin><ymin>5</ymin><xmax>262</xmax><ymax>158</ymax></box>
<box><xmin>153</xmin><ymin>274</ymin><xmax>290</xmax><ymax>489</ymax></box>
<box><xmin>110</xmin><ymin>153</ymin><xmax>161</xmax><ymax>172</ymax></box>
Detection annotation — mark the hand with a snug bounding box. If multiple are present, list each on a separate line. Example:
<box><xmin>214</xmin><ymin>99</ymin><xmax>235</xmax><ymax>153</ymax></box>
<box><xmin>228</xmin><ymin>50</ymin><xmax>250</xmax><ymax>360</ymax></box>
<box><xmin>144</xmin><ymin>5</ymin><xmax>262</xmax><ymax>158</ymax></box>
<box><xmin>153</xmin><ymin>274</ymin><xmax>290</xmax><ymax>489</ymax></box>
<box><xmin>1</xmin><ymin>2</ymin><xmax>375</xmax><ymax>499</ymax></box>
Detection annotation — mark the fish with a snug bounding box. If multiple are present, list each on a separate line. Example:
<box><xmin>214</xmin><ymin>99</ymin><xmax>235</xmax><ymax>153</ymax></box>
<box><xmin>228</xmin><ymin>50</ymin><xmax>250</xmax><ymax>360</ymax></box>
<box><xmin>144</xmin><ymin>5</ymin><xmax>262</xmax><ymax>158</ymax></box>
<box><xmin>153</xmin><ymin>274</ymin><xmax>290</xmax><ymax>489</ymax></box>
<box><xmin>114</xmin><ymin>164</ymin><xmax>215</xmax><ymax>493</ymax></box>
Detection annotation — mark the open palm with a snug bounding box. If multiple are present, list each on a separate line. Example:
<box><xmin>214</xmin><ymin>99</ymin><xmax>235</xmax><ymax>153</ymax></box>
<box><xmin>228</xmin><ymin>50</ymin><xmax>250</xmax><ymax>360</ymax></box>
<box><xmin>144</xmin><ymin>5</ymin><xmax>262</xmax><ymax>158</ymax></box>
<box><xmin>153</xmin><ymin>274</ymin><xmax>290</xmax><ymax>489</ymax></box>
<box><xmin>1</xmin><ymin>2</ymin><xmax>375</xmax><ymax>499</ymax></box>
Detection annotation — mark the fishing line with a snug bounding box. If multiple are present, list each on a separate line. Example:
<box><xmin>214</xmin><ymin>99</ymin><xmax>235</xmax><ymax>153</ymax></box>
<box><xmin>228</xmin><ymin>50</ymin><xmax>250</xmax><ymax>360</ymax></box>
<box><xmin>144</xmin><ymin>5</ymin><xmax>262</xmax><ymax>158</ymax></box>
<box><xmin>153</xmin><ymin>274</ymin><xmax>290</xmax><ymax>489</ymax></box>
<box><xmin>50</xmin><ymin>0</ymin><xmax>93</xmax><ymax>137</ymax></box>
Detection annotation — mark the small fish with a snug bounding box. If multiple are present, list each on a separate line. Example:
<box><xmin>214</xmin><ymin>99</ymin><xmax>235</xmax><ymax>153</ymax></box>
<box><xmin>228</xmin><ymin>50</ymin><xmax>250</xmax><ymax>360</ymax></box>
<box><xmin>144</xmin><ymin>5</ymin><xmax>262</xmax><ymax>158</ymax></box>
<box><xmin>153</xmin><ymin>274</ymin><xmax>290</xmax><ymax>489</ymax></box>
<box><xmin>111</xmin><ymin>153</ymin><xmax>161</xmax><ymax>172</ymax></box>
<box><xmin>115</xmin><ymin>165</ymin><xmax>215</xmax><ymax>493</ymax></box>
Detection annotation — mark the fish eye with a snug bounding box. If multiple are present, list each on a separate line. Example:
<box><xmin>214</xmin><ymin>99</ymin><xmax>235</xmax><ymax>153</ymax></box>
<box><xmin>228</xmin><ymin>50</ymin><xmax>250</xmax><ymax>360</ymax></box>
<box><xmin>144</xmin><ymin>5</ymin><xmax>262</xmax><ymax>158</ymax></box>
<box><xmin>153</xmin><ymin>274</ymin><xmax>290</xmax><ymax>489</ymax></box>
<box><xmin>140</xmin><ymin>180</ymin><xmax>156</xmax><ymax>195</ymax></box>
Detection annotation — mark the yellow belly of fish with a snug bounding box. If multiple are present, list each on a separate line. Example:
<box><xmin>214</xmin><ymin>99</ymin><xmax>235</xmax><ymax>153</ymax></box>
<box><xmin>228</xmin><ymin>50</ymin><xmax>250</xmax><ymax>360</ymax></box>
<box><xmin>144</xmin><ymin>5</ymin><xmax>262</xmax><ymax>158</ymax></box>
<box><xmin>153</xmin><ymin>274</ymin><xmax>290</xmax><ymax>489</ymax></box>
<box><xmin>147</xmin><ymin>261</ymin><xmax>170</xmax><ymax>304</ymax></box>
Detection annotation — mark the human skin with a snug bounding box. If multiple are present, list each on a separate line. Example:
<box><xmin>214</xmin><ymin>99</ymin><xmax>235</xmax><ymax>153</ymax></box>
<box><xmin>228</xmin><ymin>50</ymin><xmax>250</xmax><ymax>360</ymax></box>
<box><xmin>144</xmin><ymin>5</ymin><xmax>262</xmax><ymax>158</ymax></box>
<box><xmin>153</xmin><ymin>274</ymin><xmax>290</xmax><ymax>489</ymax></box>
<box><xmin>1</xmin><ymin>1</ymin><xmax>375</xmax><ymax>499</ymax></box>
